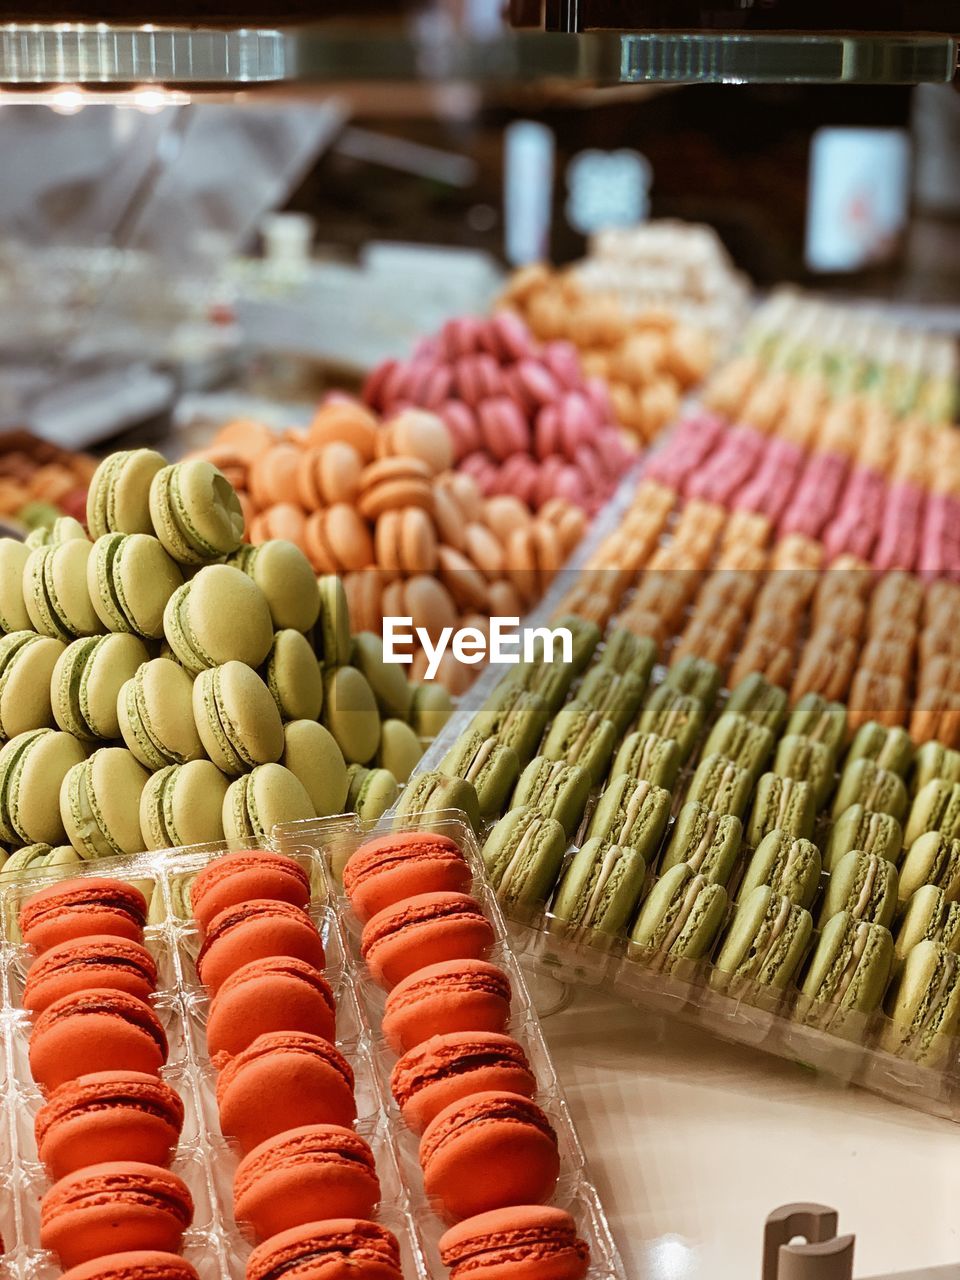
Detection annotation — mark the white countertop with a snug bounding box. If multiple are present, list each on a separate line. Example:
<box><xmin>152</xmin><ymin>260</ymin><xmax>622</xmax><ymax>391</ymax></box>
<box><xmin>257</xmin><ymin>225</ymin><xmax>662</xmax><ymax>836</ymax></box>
<box><xmin>541</xmin><ymin>987</ymin><xmax>960</xmax><ymax>1280</ymax></box>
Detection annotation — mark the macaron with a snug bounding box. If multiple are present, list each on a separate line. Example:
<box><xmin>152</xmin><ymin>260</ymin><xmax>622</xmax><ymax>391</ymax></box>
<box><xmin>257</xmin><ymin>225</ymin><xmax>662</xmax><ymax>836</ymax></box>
<box><xmin>377</xmin><ymin>718</ymin><xmax>424</xmax><ymax>784</ymax></box>
<box><xmin>234</xmin><ymin>1125</ymin><xmax>380</xmax><ymax>1241</ymax></box>
<box><xmin>86</xmin><ymin>449</ymin><xmax>166</xmax><ymax>538</ymax></box>
<box><xmin>23</xmin><ymin>936</ymin><xmax>157</xmax><ymax>1013</ymax></box>
<box><xmin>800</xmin><ymin>912</ymin><xmax>893</xmax><ymax>1028</ymax></box>
<box><xmin>912</xmin><ymin>741</ymin><xmax>960</xmax><ymax>796</ymax></box>
<box><xmin>541</xmin><ymin>702</ymin><xmax>617</xmax><ymax>785</ymax></box>
<box><xmin>52</xmin><ymin>634</ymin><xmax>155</xmax><ymax>745</ymax></box>
<box><xmin>361</xmin><ymin>890</ymin><xmax>494</xmax><ymax>989</ymax></box>
<box><xmin>409</xmin><ymin>682</ymin><xmax>455</xmax><ymax>738</ymax></box>
<box><xmin>197</xmin><ymin>898</ymin><xmax>324</xmax><ymax>994</ymax></box>
<box><xmin>35</xmin><ymin>1071</ymin><xmax>184</xmax><ymax>1179</ymax></box>
<box><xmin>0</xmin><ymin>631</ymin><xmax>65</xmax><ymax>738</ymax></box>
<box><xmin>40</xmin><ymin>1162</ymin><xmax>193</xmax><ymax>1269</ymax></box>
<box><xmin>0</xmin><ymin>728</ymin><xmax>86</xmax><ymax>846</ymax></box>
<box><xmin>905</xmin><ymin>778</ymin><xmax>960</xmax><ymax>848</ymax></box>
<box><xmin>609</xmin><ymin>730</ymin><xmax>682</xmax><ymax>792</ymax></box>
<box><xmin>847</xmin><ymin>722</ymin><xmax>916</xmax><ymax>779</ymax></box>
<box><xmin>382</xmin><ymin>959</ymin><xmax>512</xmax><ymax>1053</ymax></box>
<box><xmin>190</xmin><ymin>850</ymin><xmax>310</xmax><ymax>934</ymax></box>
<box><xmin>658</xmin><ymin>801</ymin><xmax>742</xmax><ymax>886</ymax></box>
<box><xmin>553</xmin><ymin>615</ymin><xmax>602</xmax><ymax>671</ymax></box>
<box><xmin>481</xmin><ymin>808</ymin><xmax>567</xmax><ymax>912</ymax></box>
<box><xmin>637</xmin><ymin>686</ymin><xmax>704</xmax><ymax>764</ymax></box>
<box><xmin>139</xmin><ymin>760</ymin><xmax>230</xmax><ymax>852</ymax></box>
<box><xmin>745</xmin><ymin>773</ymin><xmax>816</xmax><ymax>847</ymax></box>
<box><xmin>576</xmin><ymin>666</ymin><xmax>647</xmax><ymax>734</ymax></box>
<box><xmin>343</xmin><ymin>831</ymin><xmax>471</xmax><ymax>922</ymax></box>
<box><xmin>701</xmin><ymin>713</ymin><xmax>774</xmax><ymax>783</ymax></box>
<box><xmin>118</xmin><ymin>657</ymin><xmax>204</xmax><ymax>769</ymax></box>
<box><xmin>600</xmin><ymin>628</ymin><xmax>657</xmax><ymax>682</ymax></box>
<box><xmin>24</xmin><ymin>540</ymin><xmax>104</xmax><ymax>641</ymax></box>
<box><xmin>773</xmin><ymin>734</ymin><xmax>834</xmax><ymax>808</ymax></box>
<box><xmin>894</xmin><ymin>885</ymin><xmax>960</xmax><ymax>970</ymax></box>
<box><xmin>712</xmin><ymin>887</ymin><xmax>813</xmax><ymax>998</ymax></box>
<box><xmin>630</xmin><ymin>863</ymin><xmax>728</xmax><ymax>967</ymax></box>
<box><xmin>352</xmin><ymin>632</ymin><xmax>414</xmax><ymax>721</ymax></box>
<box><xmin>898</xmin><ymin>831</ymin><xmax>960</xmax><ymax>907</ymax></box>
<box><xmin>0</xmin><ymin>537</ymin><xmax>32</xmax><ymax>632</ymax></box>
<box><xmin>59</xmin><ymin>1254</ymin><xmax>199</xmax><ymax>1280</ymax></box>
<box><xmin>1</xmin><ymin>842</ymin><xmax>79</xmax><ymax>880</ymax></box>
<box><xmin>393</xmin><ymin>769</ymin><xmax>482</xmax><ymax>834</ymax></box>
<box><xmin>256</xmin><ymin>630</ymin><xmax>322</xmax><ymax>724</ymax></box>
<box><xmin>509</xmin><ymin>756</ymin><xmax>590</xmax><ymax>838</ymax></box>
<box><xmin>505</xmin><ymin>659</ymin><xmax>575</xmax><ymax>718</ymax></box>
<box><xmin>230</xmin><ymin>539</ymin><xmax>321</xmax><ymax>633</ymax></box>
<box><xmin>20</xmin><ymin>878</ymin><xmax>147</xmax><ymax>953</ymax></box>
<box><xmin>391</xmin><ymin>1030</ymin><xmax>536</xmax><ymax>1131</ymax></box>
<box><xmin>585</xmin><ymin>775</ymin><xmax>671</xmax><ymax>860</ymax></box>
<box><xmin>216</xmin><ymin>1031</ymin><xmax>356</xmax><ymax>1153</ymax></box>
<box><xmin>737</xmin><ymin>830</ymin><xmax>821</xmax><ymax>909</ymax></box>
<box><xmin>29</xmin><ymin>990</ymin><xmax>168</xmax><ymax>1092</ymax></box>
<box><xmin>322</xmin><ymin>665</ymin><xmax>381</xmax><ymax>765</ymax></box>
<box><xmin>192</xmin><ymin>661</ymin><xmax>284</xmax><ymax>776</ymax></box>
<box><xmin>87</xmin><ymin>534</ymin><xmax>184</xmax><ymax>639</ymax></box>
<box><xmin>439</xmin><ymin>1206</ymin><xmax>590</xmax><ymax>1280</ymax></box>
<box><xmin>164</xmin><ymin>564</ymin><xmax>273</xmax><ymax>675</ymax></box>
<box><xmin>725</xmin><ymin>672</ymin><xmax>788</xmax><ymax>732</ymax></box>
<box><xmin>149</xmin><ymin>459</ymin><xmax>244</xmax><ymax>564</ymax></box>
<box><xmin>439</xmin><ymin>730</ymin><xmax>520</xmax><ymax>820</ymax></box>
<box><xmin>222</xmin><ymin>764</ymin><xmax>316</xmax><ymax>845</ymax></box>
<box><xmin>420</xmin><ymin>1090</ymin><xmax>560</xmax><ymax>1223</ymax></box>
<box><xmin>316</xmin><ymin>574</ymin><xmax>353</xmax><ymax>669</ymax></box>
<box><xmin>283</xmin><ymin>719</ymin><xmax>349</xmax><ymax>817</ymax></box>
<box><xmin>685</xmin><ymin>754</ymin><xmax>753</xmax><ymax>819</ymax></box>
<box><xmin>206</xmin><ymin>956</ymin><xmax>336</xmax><ymax>1059</ymax></box>
<box><xmin>832</xmin><ymin>758</ymin><xmax>909</xmax><ymax>824</ymax></box>
<box><xmin>818</xmin><ymin>850</ymin><xmax>897</xmax><ymax>929</ymax></box>
<box><xmin>884</xmin><ymin>940</ymin><xmax>960</xmax><ymax>1066</ymax></box>
<box><xmin>664</xmin><ymin>654</ymin><xmax>722</xmax><ymax>709</ymax></box>
<box><xmin>348</xmin><ymin>765</ymin><xmax>400</xmax><ymax>823</ymax></box>
<box><xmin>61</xmin><ymin>748</ymin><xmax>150</xmax><ymax>858</ymax></box>
<box><xmin>823</xmin><ymin>803</ymin><xmax>903</xmax><ymax>873</ymax></box>
<box><xmin>244</xmin><ymin>1220</ymin><xmax>402</xmax><ymax>1280</ymax></box>
<box><xmin>552</xmin><ymin>838</ymin><xmax>646</xmax><ymax>936</ymax></box>
<box><xmin>471</xmin><ymin>689</ymin><xmax>548</xmax><ymax>770</ymax></box>
<box><xmin>785</xmin><ymin>693</ymin><xmax>847</xmax><ymax>761</ymax></box>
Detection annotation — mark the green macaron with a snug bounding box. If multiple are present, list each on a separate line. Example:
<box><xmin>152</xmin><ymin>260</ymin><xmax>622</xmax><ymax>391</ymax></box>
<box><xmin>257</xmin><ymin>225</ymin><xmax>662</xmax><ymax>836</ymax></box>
<box><xmin>894</xmin><ymin>884</ymin><xmax>960</xmax><ymax>969</ymax></box>
<box><xmin>497</xmin><ymin>659</ymin><xmax>575</xmax><ymax>718</ymax></box>
<box><xmin>551</xmin><ymin>614</ymin><xmax>601</xmax><ymax>672</ymax></box>
<box><xmin>408</xmin><ymin>683</ymin><xmax>454</xmax><ymax>740</ymax></box>
<box><xmin>904</xmin><ymin>778</ymin><xmax>960</xmax><ymax>849</ymax></box>
<box><xmin>229</xmin><ymin>539</ymin><xmax>320</xmax><ymax>633</ymax></box>
<box><xmin>846</xmin><ymin>721</ymin><xmax>915</xmax><ymax>779</ymax></box>
<box><xmin>773</xmin><ymin>734</ymin><xmax>834</xmax><ymax>808</ymax></box>
<box><xmin>393</xmin><ymin>769</ymin><xmax>481</xmax><ymax>834</ymax></box>
<box><xmin>348</xmin><ymin>764</ymin><xmax>400</xmax><ymax>822</ymax></box>
<box><xmin>659</xmin><ymin>801</ymin><xmax>742</xmax><ymax>886</ymax></box>
<box><xmin>316</xmin><ymin>575</ymin><xmax>353</xmax><ymax>669</ymax></box>
<box><xmin>0</xmin><ymin>728</ymin><xmax>86</xmax><ymax>847</ymax></box>
<box><xmin>0</xmin><ymin>631</ymin><xmax>64</xmax><ymax>739</ymax></box>
<box><xmin>746</xmin><ymin>773</ymin><xmax>816</xmax><ymax>847</ymax></box>
<box><xmin>473</xmin><ymin>687</ymin><xmax>549</xmax><ymax>766</ymax></box>
<box><xmin>663</xmin><ymin>655</ymin><xmax>722</xmax><ymax>710</ymax></box>
<box><xmin>26</xmin><ymin>517</ymin><xmax>87</xmax><ymax>549</ymax></box>
<box><xmin>322</xmin><ymin>666</ymin><xmax>381</xmax><ymax>766</ymax></box>
<box><xmin>832</xmin><ymin>758</ymin><xmax>908</xmax><ymax>824</ymax></box>
<box><xmin>378</xmin><ymin>720</ymin><xmax>425</xmax><ymax>786</ymax></box>
<box><xmin>192</xmin><ymin>661</ymin><xmax>284</xmax><ymax>776</ymax></box>
<box><xmin>598</xmin><ymin>628</ymin><xmax>657</xmax><ymax>684</ymax></box>
<box><xmin>24</xmin><ymin>540</ymin><xmax>103</xmax><ymax>642</ymax></box>
<box><xmin>118</xmin><ymin>657</ymin><xmax>204</xmax><ymax>770</ymax></box>
<box><xmin>737</xmin><ymin>830</ymin><xmax>821</xmax><ymax>909</ymax></box>
<box><xmin>352</xmin><ymin>632</ymin><xmax>414</xmax><ymax>722</ymax></box>
<box><xmin>0</xmin><ymin>842</ymin><xmax>80</xmax><ymax>879</ymax></box>
<box><xmin>630</xmin><ymin>863</ymin><xmax>728</xmax><ymax>967</ymax></box>
<box><xmin>61</xmin><ymin>746</ymin><xmax>150</xmax><ymax>858</ymax></box>
<box><xmin>701</xmin><ymin>713</ymin><xmax>774</xmax><ymax>783</ymax></box>
<box><xmin>0</xmin><ymin>539</ymin><xmax>31</xmax><ymax>633</ymax></box>
<box><xmin>785</xmin><ymin>694</ymin><xmax>847</xmax><ymax>762</ymax></box>
<box><xmin>139</xmin><ymin>759</ymin><xmax>231</xmax><ymax>851</ymax></box>
<box><xmin>576</xmin><ymin>666</ymin><xmax>647</xmax><ymax>734</ymax></box>
<box><xmin>823</xmin><ymin>804</ymin><xmax>903</xmax><ymax>873</ymax></box>
<box><xmin>912</xmin><ymin>741</ymin><xmax>960</xmax><ymax>797</ymax></box>
<box><xmin>884</xmin><ymin>940</ymin><xmax>960</xmax><ymax>1066</ymax></box>
<box><xmin>148</xmin><ymin>459</ymin><xmax>245</xmax><ymax>565</ymax></box>
<box><xmin>164</xmin><ymin>564</ymin><xmax>274</xmax><ymax>676</ymax></box>
<box><xmin>712</xmin><ymin>887</ymin><xmax>813</xmax><ymax>998</ymax></box>
<box><xmin>509</xmin><ymin>756</ymin><xmax>591</xmax><ymax>838</ymax></box>
<box><xmin>87</xmin><ymin>533</ymin><xmax>184</xmax><ymax>640</ymax></box>
<box><xmin>52</xmin><ymin>633</ymin><xmax>150</xmax><ymax>744</ymax></box>
<box><xmin>609</xmin><ymin>731</ymin><xmax>681</xmax><ymax>792</ymax></box>
<box><xmin>439</xmin><ymin>730</ymin><xmax>519</xmax><ymax>820</ymax></box>
<box><xmin>283</xmin><ymin>719</ymin><xmax>349</xmax><ymax>817</ymax></box>
<box><xmin>685</xmin><ymin>754</ymin><xmax>753</xmax><ymax>819</ymax></box>
<box><xmin>87</xmin><ymin>448</ymin><xmax>166</xmax><ymax>538</ymax></box>
<box><xmin>800</xmin><ymin>912</ymin><xmax>893</xmax><ymax>1028</ymax></box>
<box><xmin>481</xmin><ymin>806</ymin><xmax>567</xmax><ymax>912</ymax></box>
<box><xmin>898</xmin><ymin>831</ymin><xmax>960</xmax><ymax>907</ymax></box>
<box><xmin>586</xmin><ymin>775</ymin><xmax>671</xmax><ymax>860</ymax></box>
<box><xmin>726</xmin><ymin>672</ymin><xmax>788</xmax><ymax>733</ymax></box>
<box><xmin>223</xmin><ymin>763</ymin><xmax>316</xmax><ymax>845</ymax></box>
<box><xmin>261</xmin><ymin>630</ymin><xmax>324</xmax><ymax>723</ymax></box>
<box><xmin>637</xmin><ymin>685</ymin><xmax>704</xmax><ymax>764</ymax></box>
<box><xmin>552</xmin><ymin>838</ymin><xmax>647</xmax><ymax>937</ymax></box>
<box><xmin>818</xmin><ymin>850</ymin><xmax>897</xmax><ymax>930</ymax></box>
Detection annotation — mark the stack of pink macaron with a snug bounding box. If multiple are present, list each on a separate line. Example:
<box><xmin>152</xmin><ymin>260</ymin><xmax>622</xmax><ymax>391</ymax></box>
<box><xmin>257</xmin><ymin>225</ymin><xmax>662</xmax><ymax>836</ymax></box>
<box><xmin>364</xmin><ymin>312</ymin><xmax>636</xmax><ymax>515</ymax></box>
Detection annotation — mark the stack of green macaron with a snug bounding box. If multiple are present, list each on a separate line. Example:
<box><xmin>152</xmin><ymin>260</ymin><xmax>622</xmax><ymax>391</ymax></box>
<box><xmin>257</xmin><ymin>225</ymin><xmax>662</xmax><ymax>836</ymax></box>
<box><xmin>0</xmin><ymin>447</ymin><xmax>453</xmax><ymax>874</ymax></box>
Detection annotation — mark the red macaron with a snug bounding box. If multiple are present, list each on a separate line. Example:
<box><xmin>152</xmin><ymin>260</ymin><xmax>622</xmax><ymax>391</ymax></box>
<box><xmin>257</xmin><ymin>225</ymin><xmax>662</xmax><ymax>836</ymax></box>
<box><xmin>40</xmin><ymin>1162</ymin><xmax>194</xmax><ymax>1269</ymax></box>
<box><xmin>20</xmin><ymin>879</ymin><xmax>147</xmax><ymax>954</ymax></box>
<box><xmin>439</xmin><ymin>1206</ymin><xmax>590</xmax><ymax>1280</ymax></box>
<box><xmin>30</xmin><ymin>991</ymin><xmax>168</xmax><ymax>1093</ymax></box>
<box><xmin>361</xmin><ymin>891</ymin><xmax>495</xmax><ymax>989</ymax></box>
<box><xmin>196</xmin><ymin>899</ymin><xmax>325</xmax><ymax>994</ymax></box>
<box><xmin>189</xmin><ymin>851</ymin><xmax>311</xmax><ymax>934</ymax></box>
<box><xmin>245</xmin><ymin>1220</ymin><xmax>402</xmax><ymax>1280</ymax></box>
<box><xmin>205</xmin><ymin>956</ymin><xmax>336</xmax><ymax>1059</ymax></box>
<box><xmin>342</xmin><ymin>832</ymin><xmax>472</xmax><ymax>922</ymax></box>
<box><xmin>36</xmin><ymin>1071</ymin><xmax>184</xmax><ymax>1180</ymax></box>
<box><xmin>419</xmin><ymin>1091</ymin><xmax>560</xmax><ymax>1222</ymax></box>
<box><xmin>382</xmin><ymin>959</ymin><xmax>513</xmax><ymax>1053</ymax></box>
<box><xmin>391</xmin><ymin>1032</ymin><xmax>537</xmax><ymax>1132</ymax></box>
<box><xmin>60</xmin><ymin>1254</ymin><xmax>200</xmax><ymax>1280</ymax></box>
<box><xmin>233</xmin><ymin>1124</ymin><xmax>380</xmax><ymax>1241</ymax></box>
<box><xmin>216</xmin><ymin>1031</ymin><xmax>357</xmax><ymax>1155</ymax></box>
<box><xmin>23</xmin><ymin>936</ymin><xmax>158</xmax><ymax>1014</ymax></box>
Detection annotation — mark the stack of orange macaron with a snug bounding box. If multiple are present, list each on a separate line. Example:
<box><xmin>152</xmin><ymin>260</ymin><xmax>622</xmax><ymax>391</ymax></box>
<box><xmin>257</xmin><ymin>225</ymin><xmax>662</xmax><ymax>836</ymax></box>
<box><xmin>17</xmin><ymin>876</ymin><xmax>197</xmax><ymax>1278</ymax></box>
<box><xmin>199</xmin><ymin>401</ymin><xmax>587</xmax><ymax>692</ymax></box>
<box><xmin>186</xmin><ymin>849</ymin><xmax>405</xmax><ymax>1280</ymax></box>
<box><xmin>342</xmin><ymin>829</ymin><xmax>591</xmax><ymax>1278</ymax></box>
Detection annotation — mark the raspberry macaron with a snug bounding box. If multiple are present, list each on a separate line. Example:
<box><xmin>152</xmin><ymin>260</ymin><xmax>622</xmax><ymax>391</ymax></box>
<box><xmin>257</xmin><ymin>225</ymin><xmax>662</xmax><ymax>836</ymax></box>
<box><xmin>342</xmin><ymin>831</ymin><xmax>471</xmax><ymax>922</ymax></box>
<box><xmin>30</xmin><ymin>991</ymin><xmax>168</xmax><ymax>1093</ymax></box>
<box><xmin>189</xmin><ymin>850</ymin><xmax>311</xmax><ymax>935</ymax></box>
<box><xmin>23</xmin><ymin>936</ymin><xmax>158</xmax><ymax>1014</ymax></box>
<box><xmin>245</xmin><ymin>1220</ymin><xmax>402</xmax><ymax>1280</ymax></box>
<box><xmin>391</xmin><ymin>1032</ymin><xmax>536</xmax><ymax>1131</ymax></box>
<box><xmin>205</xmin><ymin>956</ymin><xmax>336</xmax><ymax>1059</ymax></box>
<box><xmin>382</xmin><ymin>959</ymin><xmax>512</xmax><ymax>1053</ymax></box>
<box><xmin>59</xmin><ymin>1255</ymin><xmax>199</xmax><ymax>1280</ymax></box>
<box><xmin>361</xmin><ymin>892</ymin><xmax>495</xmax><ymax>989</ymax></box>
<box><xmin>440</xmin><ymin>1206</ymin><xmax>590</xmax><ymax>1280</ymax></box>
<box><xmin>20</xmin><ymin>878</ymin><xmax>148</xmax><ymax>954</ymax></box>
<box><xmin>196</xmin><ymin>900</ymin><xmax>325</xmax><ymax>994</ymax></box>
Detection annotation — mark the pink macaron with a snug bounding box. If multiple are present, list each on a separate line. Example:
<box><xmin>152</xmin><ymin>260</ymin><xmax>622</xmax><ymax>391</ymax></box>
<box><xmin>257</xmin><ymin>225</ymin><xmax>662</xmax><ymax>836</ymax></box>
<box><xmin>478</xmin><ymin>397</ymin><xmax>531</xmax><ymax>461</ymax></box>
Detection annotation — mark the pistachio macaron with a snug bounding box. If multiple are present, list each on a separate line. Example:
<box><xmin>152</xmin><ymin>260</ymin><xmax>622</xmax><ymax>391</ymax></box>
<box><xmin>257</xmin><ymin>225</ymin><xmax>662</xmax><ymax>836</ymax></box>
<box><xmin>261</xmin><ymin>631</ymin><xmax>323</xmax><ymax>722</ymax></box>
<box><xmin>0</xmin><ymin>842</ymin><xmax>79</xmax><ymax>880</ymax></box>
<box><xmin>659</xmin><ymin>801</ymin><xmax>742</xmax><ymax>886</ymax></box>
<box><xmin>52</xmin><ymin>634</ymin><xmax>150</xmax><ymax>743</ymax></box>
<box><xmin>192</xmin><ymin>662</ymin><xmax>284</xmax><ymax>776</ymax></box>
<box><xmin>712</xmin><ymin>887</ymin><xmax>812</xmax><ymax>998</ymax></box>
<box><xmin>87</xmin><ymin>533</ymin><xmax>184</xmax><ymax>639</ymax></box>
<box><xmin>832</xmin><ymin>758</ymin><xmax>908</xmax><ymax>825</ymax></box>
<box><xmin>0</xmin><ymin>729</ymin><xmax>86</xmax><ymax>846</ymax></box>
<box><xmin>898</xmin><ymin>831</ymin><xmax>960</xmax><ymax>907</ymax></box>
<box><xmin>637</xmin><ymin>686</ymin><xmax>704</xmax><ymax>764</ymax></box>
<box><xmin>439</xmin><ymin>730</ymin><xmax>519</xmax><ymax>820</ymax></box>
<box><xmin>905</xmin><ymin>778</ymin><xmax>960</xmax><ymax>849</ymax></box>
<box><xmin>87</xmin><ymin>449</ymin><xmax>166</xmax><ymax>537</ymax></box>
<box><xmin>800</xmin><ymin>912</ymin><xmax>893</xmax><ymax>1028</ymax></box>
<box><xmin>552</xmin><ymin>838</ymin><xmax>647</xmax><ymax>936</ymax></box>
<box><xmin>0</xmin><ymin>539</ymin><xmax>31</xmax><ymax>632</ymax></box>
<box><xmin>222</xmin><ymin>763</ymin><xmax>316</xmax><ymax>845</ymax></box>
<box><xmin>316</xmin><ymin>575</ymin><xmax>353</xmax><ymax>669</ymax></box>
<box><xmin>609</xmin><ymin>731</ymin><xmax>681</xmax><ymax>791</ymax></box>
<box><xmin>737</xmin><ymin>830</ymin><xmax>821</xmax><ymax>909</ymax></box>
<box><xmin>25</xmin><ymin>515</ymin><xmax>86</xmax><ymax>549</ymax></box>
<box><xmin>149</xmin><ymin>459</ymin><xmax>245</xmax><ymax>564</ymax></box>
<box><xmin>630</xmin><ymin>864</ymin><xmax>727</xmax><ymax>966</ymax></box>
<box><xmin>378</xmin><ymin>719</ymin><xmax>426</xmax><ymax>785</ymax></box>
<box><xmin>140</xmin><ymin>759</ymin><xmax>230</xmax><ymax>851</ymax></box>
<box><xmin>229</xmin><ymin>539</ymin><xmax>320</xmax><ymax>633</ymax></box>
<box><xmin>481</xmin><ymin>806</ymin><xmax>567</xmax><ymax>911</ymax></box>
<box><xmin>725</xmin><ymin>672</ymin><xmax>788</xmax><ymax>733</ymax></box>
<box><xmin>746</xmin><ymin>773</ymin><xmax>816</xmax><ymax>847</ymax></box>
<box><xmin>664</xmin><ymin>655</ymin><xmax>722</xmax><ymax>710</ymax></box>
<box><xmin>323</xmin><ymin>666</ymin><xmax>381</xmax><ymax>765</ymax></box>
<box><xmin>509</xmin><ymin>756</ymin><xmax>591</xmax><ymax>838</ymax></box>
<box><xmin>884</xmin><ymin>940</ymin><xmax>960</xmax><ymax>1066</ymax></box>
<box><xmin>785</xmin><ymin>693</ymin><xmax>847</xmax><ymax>762</ymax></box>
<box><xmin>0</xmin><ymin>631</ymin><xmax>65</xmax><ymax>738</ymax></box>
<box><xmin>818</xmin><ymin>850</ymin><xmax>897</xmax><ymax>929</ymax></box>
<box><xmin>283</xmin><ymin>720</ymin><xmax>349</xmax><ymax>817</ymax></box>
<box><xmin>394</xmin><ymin>769</ymin><xmax>481</xmax><ymax>834</ymax></box>
<box><xmin>61</xmin><ymin>747</ymin><xmax>151</xmax><ymax>857</ymax></box>
<box><xmin>586</xmin><ymin>775</ymin><xmax>671</xmax><ymax>860</ymax></box>
<box><xmin>823</xmin><ymin>803</ymin><xmax>903</xmax><ymax>873</ymax></box>
<box><xmin>541</xmin><ymin>702</ymin><xmax>617</xmax><ymax>785</ymax></box>
<box><xmin>700</xmin><ymin>712</ymin><xmax>774</xmax><ymax>783</ymax></box>
<box><xmin>24</xmin><ymin>540</ymin><xmax>103</xmax><ymax>641</ymax></box>
<box><xmin>348</xmin><ymin>765</ymin><xmax>400</xmax><ymax>822</ymax></box>
<box><xmin>409</xmin><ymin>683</ymin><xmax>454</xmax><ymax>739</ymax></box>
<box><xmin>599</xmin><ymin>629</ymin><xmax>657</xmax><ymax>683</ymax></box>
<box><xmin>912</xmin><ymin>741</ymin><xmax>960</xmax><ymax>796</ymax></box>
<box><xmin>118</xmin><ymin>658</ymin><xmax>205</xmax><ymax>769</ymax></box>
<box><xmin>473</xmin><ymin>687</ymin><xmax>549</xmax><ymax>767</ymax></box>
<box><xmin>685</xmin><ymin>754</ymin><xmax>752</xmax><ymax>819</ymax></box>
<box><xmin>164</xmin><ymin>564</ymin><xmax>273</xmax><ymax>675</ymax></box>
<box><xmin>773</xmin><ymin>734</ymin><xmax>834</xmax><ymax>808</ymax></box>
<box><xmin>846</xmin><ymin>722</ymin><xmax>915</xmax><ymax>779</ymax></box>
<box><xmin>576</xmin><ymin>666</ymin><xmax>647</xmax><ymax>735</ymax></box>
<box><xmin>894</xmin><ymin>885</ymin><xmax>960</xmax><ymax>971</ymax></box>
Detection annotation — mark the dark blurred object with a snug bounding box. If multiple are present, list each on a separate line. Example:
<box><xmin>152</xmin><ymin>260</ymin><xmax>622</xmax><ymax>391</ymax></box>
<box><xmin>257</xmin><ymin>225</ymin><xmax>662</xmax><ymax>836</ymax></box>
<box><xmin>0</xmin><ymin>0</ymin><xmax>425</xmax><ymax>22</ymax></box>
<box><xmin>0</xmin><ymin>429</ymin><xmax>95</xmax><ymax>521</ymax></box>
<box><xmin>539</xmin><ymin>1</ymin><xmax>960</xmax><ymax>32</ymax></box>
